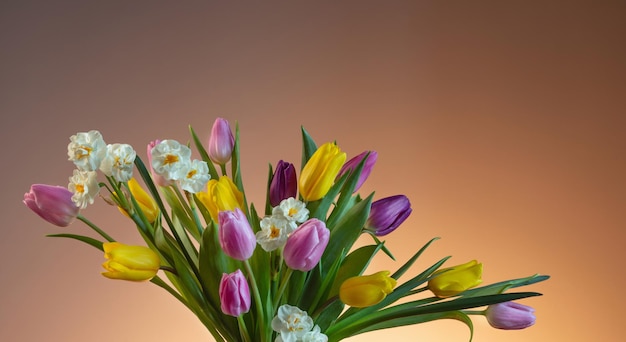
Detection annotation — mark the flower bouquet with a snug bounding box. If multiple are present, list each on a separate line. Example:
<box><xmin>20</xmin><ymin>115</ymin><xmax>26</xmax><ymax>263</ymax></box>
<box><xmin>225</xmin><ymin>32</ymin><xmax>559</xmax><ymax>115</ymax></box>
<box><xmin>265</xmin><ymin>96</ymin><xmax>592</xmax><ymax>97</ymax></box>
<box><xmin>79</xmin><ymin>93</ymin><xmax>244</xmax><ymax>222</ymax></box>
<box><xmin>24</xmin><ymin>118</ymin><xmax>548</xmax><ymax>341</ymax></box>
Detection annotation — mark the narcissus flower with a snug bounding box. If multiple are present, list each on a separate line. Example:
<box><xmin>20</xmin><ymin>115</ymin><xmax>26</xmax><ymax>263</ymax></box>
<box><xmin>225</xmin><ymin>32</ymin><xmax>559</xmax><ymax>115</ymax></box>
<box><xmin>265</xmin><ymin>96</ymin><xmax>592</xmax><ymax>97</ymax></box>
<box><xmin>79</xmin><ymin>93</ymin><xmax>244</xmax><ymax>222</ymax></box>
<box><xmin>150</xmin><ymin>139</ymin><xmax>192</xmax><ymax>181</ymax></box>
<box><xmin>68</xmin><ymin>170</ymin><xmax>99</xmax><ymax>209</ymax></box>
<box><xmin>364</xmin><ymin>195</ymin><xmax>412</xmax><ymax>236</ymax></box>
<box><xmin>197</xmin><ymin>176</ymin><xmax>244</xmax><ymax>221</ymax></box>
<box><xmin>283</xmin><ymin>218</ymin><xmax>329</xmax><ymax>271</ymax></box>
<box><xmin>180</xmin><ymin>159</ymin><xmax>211</xmax><ymax>193</ymax></box>
<box><xmin>336</xmin><ymin>150</ymin><xmax>377</xmax><ymax>192</ymax></box>
<box><xmin>299</xmin><ymin>142</ymin><xmax>346</xmax><ymax>201</ymax></box>
<box><xmin>272</xmin><ymin>197</ymin><xmax>309</xmax><ymax>232</ymax></box>
<box><xmin>24</xmin><ymin>184</ymin><xmax>79</xmax><ymax>227</ymax></box>
<box><xmin>101</xmin><ymin>242</ymin><xmax>160</xmax><ymax>281</ymax></box>
<box><xmin>269</xmin><ymin>160</ymin><xmax>297</xmax><ymax>207</ymax></box>
<box><xmin>219</xmin><ymin>269</ymin><xmax>251</xmax><ymax>317</ymax></box>
<box><xmin>147</xmin><ymin>140</ymin><xmax>172</xmax><ymax>187</ymax></box>
<box><xmin>99</xmin><ymin>143</ymin><xmax>136</xmax><ymax>182</ymax></box>
<box><xmin>218</xmin><ymin>208</ymin><xmax>256</xmax><ymax>261</ymax></box>
<box><xmin>67</xmin><ymin>130</ymin><xmax>107</xmax><ymax>171</ymax></box>
<box><xmin>255</xmin><ymin>215</ymin><xmax>289</xmax><ymax>252</ymax></box>
<box><xmin>208</xmin><ymin>117</ymin><xmax>235</xmax><ymax>165</ymax></box>
<box><xmin>428</xmin><ymin>260</ymin><xmax>483</xmax><ymax>298</ymax></box>
<box><xmin>271</xmin><ymin>304</ymin><xmax>314</xmax><ymax>342</ymax></box>
<box><xmin>118</xmin><ymin>178</ymin><xmax>159</xmax><ymax>223</ymax></box>
<box><xmin>339</xmin><ymin>271</ymin><xmax>397</xmax><ymax>308</ymax></box>
<box><xmin>486</xmin><ymin>301</ymin><xmax>536</xmax><ymax>330</ymax></box>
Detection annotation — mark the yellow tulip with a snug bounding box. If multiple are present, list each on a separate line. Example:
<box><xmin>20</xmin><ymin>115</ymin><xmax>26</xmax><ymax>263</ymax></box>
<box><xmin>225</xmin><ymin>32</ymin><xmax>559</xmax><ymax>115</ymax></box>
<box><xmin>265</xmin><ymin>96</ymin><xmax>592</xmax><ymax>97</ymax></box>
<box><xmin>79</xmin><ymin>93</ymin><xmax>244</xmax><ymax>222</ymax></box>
<box><xmin>428</xmin><ymin>260</ymin><xmax>483</xmax><ymax>298</ymax></box>
<box><xmin>299</xmin><ymin>142</ymin><xmax>347</xmax><ymax>201</ymax></box>
<box><xmin>339</xmin><ymin>271</ymin><xmax>397</xmax><ymax>308</ymax></box>
<box><xmin>101</xmin><ymin>242</ymin><xmax>161</xmax><ymax>281</ymax></box>
<box><xmin>118</xmin><ymin>178</ymin><xmax>159</xmax><ymax>223</ymax></box>
<box><xmin>196</xmin><ymin>176</ymin><xmax>244</xmax><ymax>221</ymax></box>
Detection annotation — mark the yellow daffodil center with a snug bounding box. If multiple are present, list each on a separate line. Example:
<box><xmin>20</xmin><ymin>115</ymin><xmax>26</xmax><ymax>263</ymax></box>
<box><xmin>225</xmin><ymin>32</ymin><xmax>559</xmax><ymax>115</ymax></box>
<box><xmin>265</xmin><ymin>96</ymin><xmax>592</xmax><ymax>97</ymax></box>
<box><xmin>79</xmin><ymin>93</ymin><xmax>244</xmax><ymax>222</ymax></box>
<box><xmin>164</xmin><ymin>154</ymin><xmax>179</xmax><ymax>165</ymax></box>
<box><xmin>75</xmin><ymin>184</ymin><xmax>85</xmax><ymax>193</ymax></box>
<box><xmin>77</xmin><ymin>146</ymin><xmax>92</xmax><ymax>159</ymax></box>
<box><xmin>270</xmin><ymin>226</ymin><xmax>281</xmax><ymax>238</ymax></box>
<box><xmin>288</xmin><ymin>208</ymin><xmax>298</xmax><ymax>216</ymax></box>
<box><xmin>187</xmin><ymin>169</ymin><xmax>197</xmax><ymax>179</ymax></box>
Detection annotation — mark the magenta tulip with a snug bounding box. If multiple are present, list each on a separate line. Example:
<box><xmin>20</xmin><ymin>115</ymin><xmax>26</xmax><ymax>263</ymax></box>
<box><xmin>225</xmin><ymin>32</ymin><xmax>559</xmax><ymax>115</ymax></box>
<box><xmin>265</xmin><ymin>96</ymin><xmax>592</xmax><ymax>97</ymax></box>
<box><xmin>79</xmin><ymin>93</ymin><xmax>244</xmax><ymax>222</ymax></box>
<box><xmin>219</xmin><ymin>269</ymin><xmax>251</xmax><ymax>317</ymax></box>
<box><xmin>486</xmin><ymin>301</ymin><xmax>536</xmax><ymax>330</ymax></box>
<box><xmin>24</xmin><ymin>184</ymin><xmax>79</xmax><ymax>227</ymax></box>
<box><xmin>336</xmin><ymin>151</ymin><xmax>377</xmax><ymax>192</ymax></box>
<box><xmin>208</xmin><ymin>117</ymin><xmax>235</xmax><ymax>164</ymax></box>
<box><xmin>269</xmin><ymin>160</ymin><xmax>297</xmax><ymax>207</ymax></box>
<box><xmin>364</xmin><ymin>195</ymin><xmax>412</xmax><ymax>236</ymax></box>
<box><xmin>218</xmin><ymin>208</ymin><xmax>256</xmax><ymax>261</ymax></box>
<box><xmin>283</xmin><ymin>218</ymin><xmax>330</xmax><ymax>271</ymax></box>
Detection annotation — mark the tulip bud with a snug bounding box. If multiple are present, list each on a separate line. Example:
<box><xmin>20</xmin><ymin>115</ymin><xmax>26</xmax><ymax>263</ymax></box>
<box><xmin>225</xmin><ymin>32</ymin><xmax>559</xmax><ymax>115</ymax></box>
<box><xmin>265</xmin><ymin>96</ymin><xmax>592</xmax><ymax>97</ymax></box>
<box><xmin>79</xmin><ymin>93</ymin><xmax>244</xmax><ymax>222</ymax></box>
<box><xmin>24</xmin><ymin>184</ymin><xmax>80</xmax><ymax>227</ymax></box>
<box><xmin>147</xmin><ymin>140</ymin><xmax>173</xmax><ymax>187</ymax></box>
<box><xmin>428</xmin><ymin>260</ymin><xmax>483</xmax><ymax>298</ymax></box>
<box><xmin>364</xmin><ymin>195</ymin><xmax>412</xmax><ymax>236</ymax></box>
<box><xmin>339</xmin><ymin>271</ymin><xmax>397</xmax><ymax>308</ymax></box>
<box><xmin>208</xmin><ymin>117</ymin><xmax>235</xmax><ymax>164</ymax></box>
<box><xmin>118</xmin><ymin>178</ymin><xmax>159</xmax><ymax>223</ymax></box>
<box><xmin>336</xmin><ymin>151</ymin><xmax>377</xmax><ymax>192</ymax></box>
<box><xmin>269</xmin><ymin>160</ymin><xmax>297</xmax><ymax>207</ymax></box>
<box><xmin>219</xmin><ymin>269</ymin><xmax>251</xmax><ymax>317</ymax></box>
<box><xmin>196</xmin><ymin>176</ymin><xmax>244</xmax><ymax>222</ymax></box>
<box><xmin>102</xmin><ymin>242</ymin><xmax>161</xmax><ymax>281</ymax></box>
<box><xmin>218</xmin><ymin>208</ymin><xmax>256</xmax><ymax>261</ymax></box>
<box><xmin>486</xmin><ymin>301</ymin><xmax>536</xmax><ymax>330</ymax></box>
<box><xmin>283</xmin><ymin>218</ymin><xmax>330</xmax><ymax>271</ymax></box>
<box><xmin>299</xmin><ymin>142</ymin><xmax>347</xmax><ymax>202</ymax></box>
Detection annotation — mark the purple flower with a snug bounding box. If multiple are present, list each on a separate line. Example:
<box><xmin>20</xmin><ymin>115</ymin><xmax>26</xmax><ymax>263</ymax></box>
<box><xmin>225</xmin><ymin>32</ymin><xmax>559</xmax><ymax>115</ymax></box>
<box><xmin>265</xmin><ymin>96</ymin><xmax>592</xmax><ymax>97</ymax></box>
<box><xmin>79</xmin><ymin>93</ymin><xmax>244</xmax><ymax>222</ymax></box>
<box><xmin>364</xmin><ymin>195</ymin><xmax>412</xmax><ymax>236</ymax></box>
<box><xmin>24</xmin><ymin>184</ymin><xmax>79</xmax><ymax>227</ymax></box>
<box><xmin>219</xmin><ymin>269</ymin><xmax>251</xmax><ymax>317</ymax></box>
<box><xmin>283</xmin><ymin>218</ymin><xmax>330</xmax><ymax>271</ymax></box>
<box><xmin>269</xmin><ymin>160</ymin><xmax>297</xmax><ymax>207</ymax></box>
<box><xmin>486</xmin><ymin>301</ymin><xmax>536</xmax><ymax>330</ymax></box>
<box><xmin>336</xmin><ymin>151</ymin><xmax>377</xmax><ymax>192</ymax></box>
<box><xmin>218</xmin><ymin>208</ymin><xmax>256</xmax><ymax>260</ymax></box>
<box><xmin>208</xmin><ymin>117</ymin><xmax>235</xmax><ymax>164</ymax></box>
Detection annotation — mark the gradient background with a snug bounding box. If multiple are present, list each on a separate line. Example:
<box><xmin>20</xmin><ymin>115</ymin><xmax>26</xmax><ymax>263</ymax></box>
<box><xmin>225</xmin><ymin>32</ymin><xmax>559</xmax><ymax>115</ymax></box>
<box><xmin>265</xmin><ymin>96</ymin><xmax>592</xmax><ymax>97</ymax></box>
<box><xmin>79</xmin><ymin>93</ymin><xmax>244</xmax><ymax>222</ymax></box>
<box><xmin>1</xmin><ymin>1</ymin><xmax>624</xmax><ymax>341</ymax></box>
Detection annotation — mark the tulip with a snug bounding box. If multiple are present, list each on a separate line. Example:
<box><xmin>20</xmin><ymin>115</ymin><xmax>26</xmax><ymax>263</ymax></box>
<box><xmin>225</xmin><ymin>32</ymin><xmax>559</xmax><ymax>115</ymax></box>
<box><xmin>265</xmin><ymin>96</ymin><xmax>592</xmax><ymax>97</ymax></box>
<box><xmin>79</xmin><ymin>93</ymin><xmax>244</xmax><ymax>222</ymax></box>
<box><xmin>339</xmin><ymin>271</ymin><xmax>397</xmax><ymax>308</ymax></box>
<box><xmin>101</xmin><ymin>242</ymin><xmax>160</xmax><ymax>281</ymax></box>
<box><xmin>269</xmin><ymin>160</ymin><xmax>297</xmax><ymax>207</ymax></box>
<box><xmin>364</xmin><ymin>195</ymin><xmax>412</xmax><ymax>236</ymax></box>
<box><xmin>219</xmin><ymin>269</ymin><xmax>251</xmax><ymax>317</ymax></box>
<box><xmin>299</xmin><ymin>142</ymin><xmax>346</xmax><ymax>201</ymax></box>
<box><xmin>283</xmin><ymin>218</ymin><xmax>330</xmax><ymax>271</ymax></box>
<box><xmin>336</xmin><ymin>150</ymin><xmax>377</xmax><ymax>192</ymax></box>
<box><xmin>218</xmin><ymin>208</ymin><xmax>256</xmax><ymax>261</ymax></box>
<box><xmin>486</xmin><ymin>301</ymin><xmax>536</xmax><ymax>330</ymax></box>
<box><xmin>24</xmin><ymin>184</ymin><xmax>79</xmax><ymax>227</ymax></box>
<box><xmin>147</xmin><ymin>140</ymin><xmax>172</xmax><ymax>187</ymax></box>
<box><xmin>196</xmin><ymin>176</ymin><xmax>244</xmax><ymax>222</ymax></box>
<box><xmin>208</xmin><ymin>117</ymin><xmax>235</xmax><ymax>165</ymax></box>
<box><xmin>118</xmin><ymin>178</ymin><xmax>159</xmax><ymax>223</ymax></box>
<box><xmin>428</xmin><ymin>260</ymin><xmax>483</xmax><ymax>298</ymax></box>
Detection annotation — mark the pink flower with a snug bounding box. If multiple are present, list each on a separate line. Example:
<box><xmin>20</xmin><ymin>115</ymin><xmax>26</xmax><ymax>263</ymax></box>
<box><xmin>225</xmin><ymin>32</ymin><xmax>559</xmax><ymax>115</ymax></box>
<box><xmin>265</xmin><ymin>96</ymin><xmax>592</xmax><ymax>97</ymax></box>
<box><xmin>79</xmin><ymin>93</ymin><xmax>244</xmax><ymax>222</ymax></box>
<box><xmin>283</xmin><ymin>219</ymin><xmax>330</xmax><ymax>271</ymax></box>
<box><xmin>24</xmin><ymin>184</ymin><xmax>79</xmax><ymax>227</ymax></box>
<box><xmin>336</xmin><ymin>151</ymin><xmax>377</xmax><ymax>192</ymax></box>
<box><xmin>218</xmin><ymin>208</ymin><xmax>256</xmax><ymax>261</ymax></box>
<box><xmin>486</xmin><ymin>301</ymin><xmax>536</xmax><ymax>330</ymax></box>
<box><xmin>219</xmin><ymin>269</ymin><xmax>251</xmax><ymax>317</ymax></box>
<box><xmin>208</xmin><ymin>117</ymin><xmax>235</xmax><ymax>164</ymax></box>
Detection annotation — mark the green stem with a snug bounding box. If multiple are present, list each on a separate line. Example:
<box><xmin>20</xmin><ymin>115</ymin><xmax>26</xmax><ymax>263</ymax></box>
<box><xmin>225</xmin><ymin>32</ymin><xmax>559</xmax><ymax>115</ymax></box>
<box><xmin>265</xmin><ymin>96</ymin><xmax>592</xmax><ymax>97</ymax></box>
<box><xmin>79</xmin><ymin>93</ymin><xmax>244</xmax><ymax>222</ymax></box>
<box><xmin>237</xmin><ymin>315</ymin><xmax>252</xmax><ymax>342</ymax></box>
<box><xmin>244</xmin><ymin>260</ymin><xmax>267</xmax><ymax>342</ymax></box>
<box><xmin>220</xmin><ymin>163</ymin><xmax>228</xmax><ymax>177</ymax></box>
<box><xmin>273</xmin><ymin>268</ymin><xmax>294</xmax><ymax>309</ymax></box>
<box><xmin>185</xmin><ymin>191</ymin><xmax>205</xmax><ymax>237</ymax></box>
<box><xmin>311</xmin><ymin>295</ymin><xmax>339</xmax><ymax>320</ymax></box>
<box><xmin>77</xmin><ymin>215</ymin><xmax>115</xmax><ymax>242</ymax></box>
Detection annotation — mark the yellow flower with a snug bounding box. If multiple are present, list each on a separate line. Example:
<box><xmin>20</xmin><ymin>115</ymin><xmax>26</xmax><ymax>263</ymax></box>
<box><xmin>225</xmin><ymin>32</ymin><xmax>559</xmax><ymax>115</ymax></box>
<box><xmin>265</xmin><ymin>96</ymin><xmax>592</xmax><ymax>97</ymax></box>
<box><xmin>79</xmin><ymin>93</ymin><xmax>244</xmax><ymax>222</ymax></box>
<box><xmin>101</xmin><ymin>242</ymin><xmax>161</xmax><ymax>281</ymax></box>
<box><xmin>196</xmin><ymin>176</ymin><xmax>244</xmax><ymax>221</ymax></box>
<box><xmin>428</xmin><ymin>260</ymin><xmax>483</xmax><ymax>298</ymax></box>
<box><xmin>299</xmin><ymin>142</ymin><xmax>347</xmax><ymax>201</ymax></box>
<box><xmin>118</xmin><ymin>178</ymin><xmax>159</xmax><ymax>223</ymax></box>
<box><xmin>339</xmin><ymin>271</ymin><xmax>397</xmax><ymax>308</ymax></box>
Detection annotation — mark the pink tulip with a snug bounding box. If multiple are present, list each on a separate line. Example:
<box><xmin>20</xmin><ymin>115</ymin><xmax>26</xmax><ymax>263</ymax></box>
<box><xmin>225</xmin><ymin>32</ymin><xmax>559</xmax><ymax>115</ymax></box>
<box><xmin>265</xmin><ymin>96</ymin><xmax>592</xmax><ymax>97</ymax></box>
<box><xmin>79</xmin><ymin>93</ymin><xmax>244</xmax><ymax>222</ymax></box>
<box><xmin>336</xmin><ymin>151</ymin><xmax>377</xmax><ymax>192</ymax></box>
<box><xmin>218</xmin><ymin>208</ymin><xmax>256</xmax><ymax>261</ymax></box>
<box><xmin>283</xmin><ymin>219</ymin><xmax>330</xmax><ymax>271</ymax></box>
<box><xmin>208</xmin><ymin>117</ymin><xmax>235</xmax><ymax>164</ymax></box>
<box><xmin>24</xmin><ymin>184</ymin><xmax>79</xmax><ymax>227</ymax></box>
<box><xmin>219</xmin><ymin>269</ymin><xmax>251</xmax><ymax>317</ymax></box>
<box><xmin>486</xmin><ymin>301</ymin><xmax>536</xmax><ymax>330</ymax></box>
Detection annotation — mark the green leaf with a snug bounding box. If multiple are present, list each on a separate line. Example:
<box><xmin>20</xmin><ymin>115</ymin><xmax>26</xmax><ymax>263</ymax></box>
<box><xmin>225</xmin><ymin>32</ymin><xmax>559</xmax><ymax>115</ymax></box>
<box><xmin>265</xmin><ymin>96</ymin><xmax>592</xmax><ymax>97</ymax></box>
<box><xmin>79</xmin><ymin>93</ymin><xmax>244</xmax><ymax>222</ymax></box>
<box><xmin>300</xmin><ymin>126</ymin><xmax>318</xmax><ymax>170</ymax></box>
<box><xmin>189</xmin><ymin>125</ymin><xmax>220</xmax><ymax>181</ymax></box>
<box><xmin>392</xmin><ymin>237</ymin><xmax>440</xmax><ymax>280</ymax></box>
<box><xmin>46</xmin><ymin>234</ymin><xmax>104</xmax><ymax>251</ymax></box>
<box><xmin>461</xmin><ymin>274</ymin><xmax>550</xmax><ymax>298</ymax></box>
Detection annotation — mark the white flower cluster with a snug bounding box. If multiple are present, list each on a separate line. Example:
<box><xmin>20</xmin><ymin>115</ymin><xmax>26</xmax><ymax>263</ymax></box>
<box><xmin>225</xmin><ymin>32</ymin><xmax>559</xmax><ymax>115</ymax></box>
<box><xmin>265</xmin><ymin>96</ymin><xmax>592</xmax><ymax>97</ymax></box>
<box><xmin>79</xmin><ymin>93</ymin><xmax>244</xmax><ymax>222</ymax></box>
<box><xmin>255</xmin><ymin>197</ymin><xmax>309</xmax><ymax>252</ymax></box>
<box><xmin>271</xmin><ymin>304</ymin><xmax>328</xmax><ymax>342</ymax></box>
<box><xmin>66</xmin><ymin>131</ymin><xmax>211</xmax><ymax>209</ymax></box>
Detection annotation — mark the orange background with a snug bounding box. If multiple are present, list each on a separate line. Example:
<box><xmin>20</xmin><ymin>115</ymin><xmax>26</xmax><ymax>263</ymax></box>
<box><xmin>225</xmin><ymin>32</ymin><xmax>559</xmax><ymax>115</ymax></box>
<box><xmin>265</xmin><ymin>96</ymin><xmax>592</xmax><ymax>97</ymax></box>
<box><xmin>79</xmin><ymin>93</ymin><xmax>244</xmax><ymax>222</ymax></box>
<box><xmin>1</xmin><ymin>1</ymin><xmax>624</xmax><ymax>341</ymax></box>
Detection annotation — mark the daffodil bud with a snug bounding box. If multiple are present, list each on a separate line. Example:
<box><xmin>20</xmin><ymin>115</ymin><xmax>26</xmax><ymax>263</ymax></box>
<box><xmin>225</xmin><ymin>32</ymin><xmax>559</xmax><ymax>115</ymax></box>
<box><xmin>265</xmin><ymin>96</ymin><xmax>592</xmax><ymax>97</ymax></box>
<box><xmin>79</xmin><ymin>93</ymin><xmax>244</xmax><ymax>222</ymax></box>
<box><xmin>196</xmin><ymin>176</ymin><xmax>244</xmax><ymax>222</ymax></box>
<box><xmin>336</xmin><ymin>150</ymin><xmax>377</xmax><ymax>192</ymax></box>
<box><xmin>23</xmin><ymin>184</ymin><xmax>80</xmax><ymax>227</ymax></box>
<box><xmin>219</xmin><ymin>269</ymin><xmax>251</xmax><ymax>317</ymax></box>
<box><xmin>101</xmin><ymin>242</ymin><xmax>160</xmax><ymax>281</ymax></box>
<box><xmin>428</xmin><ymin>260</ymin><xmax>483</xmax><ymax>298</ymax></box>
<box><xmin>299</xmin><ymin>142</ymin><xmax>346</xmax><ymax>201</ymax></box>
<box><xmin>269</xmin><ymin>160</ymin><xmax>297</xmax><ymax>207</ymax></box>
<box><xmin>208</xmin><ymin>117</ymin><xmax>235</xmax><ymax>165</ymax></box>
<box><xmin>118</xmin><ymin>178</ymin><xmax>159</xmax><ymax>223</ymax></box>
<box><xmin>364</xmin><ymin>195</ymin><xmax>412</xmax><ymax>236</ymax></box>
<box><xmin>339</xmin><ymin>271</ymin><xmax>397</xmax><ymax>308</ymax></box>
<box><xmin>218</xmin><ymin>208</ymin><xmax>256</xmax><ymax>261</ymax></box>
<box><xmin>486</xmin><ymin>301</ymin><xmax>536</xmax><ymax>330</ymax></box>
<box><xmin>283</xmin><ymin>218</ymin><xmax>330</xmax><ymax>271</ymax></box>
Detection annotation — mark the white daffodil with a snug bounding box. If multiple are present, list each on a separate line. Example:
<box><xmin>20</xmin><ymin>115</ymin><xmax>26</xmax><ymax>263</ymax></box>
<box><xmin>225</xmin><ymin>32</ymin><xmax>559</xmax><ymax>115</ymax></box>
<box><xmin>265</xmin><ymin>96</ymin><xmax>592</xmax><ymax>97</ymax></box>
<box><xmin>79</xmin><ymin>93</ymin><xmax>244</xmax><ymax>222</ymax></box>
<box><xmin>301</xmin><ymin>325</ymin><xmax>328</xmax><ymax>342</ymax></box>
<box><xmin>99</xmin><ymin>143</ymin><xmax>136</xmax><ymax>182</ymax></box>
<box><xmin>150</xmin><ymin>139</ymin><xmax>191</xmax><ymax>181</ymax></box>
<box><xmin>180</xmin><ymin>159</ymin><xmax>210</xmax><ymax>193</ymax></box>
<box><xmin>272</xmin><ymin>197</ymin><xmax>309</xmax><ymax>233</ymax></box>
<box><xmin>67</xmin><ymin>130</ymin><xmax>107</xmax><ymax>171</ymax></box>
<box><xmin>271</xmin><ymin>304</ymin><xmax>314</xmax><ymax>342</ymax></box>
<box><xmin>255</xmin><ymin>215</ymin><xmax>289</xmax><ymax>252</ymax></box>
<box><xmin>68</xmin><ymin>169</ymin><xmax>99</xmax><ymax>209</ymax></box>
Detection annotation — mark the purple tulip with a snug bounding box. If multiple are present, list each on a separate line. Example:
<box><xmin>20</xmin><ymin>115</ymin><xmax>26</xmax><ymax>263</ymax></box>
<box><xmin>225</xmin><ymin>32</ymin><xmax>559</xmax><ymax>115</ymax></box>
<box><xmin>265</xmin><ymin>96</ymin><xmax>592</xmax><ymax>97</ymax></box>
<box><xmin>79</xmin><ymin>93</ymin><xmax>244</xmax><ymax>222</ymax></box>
<box><xmin>269</xmin><ymin>160</ymin><xmax>297</xmax><ymax>207</ymax></box>
<box><xmin>486</xmin><ymin>301</ymin><xmax>536</xmax><ymax>330</ymax></box>
<box><xmin>219</xmin><ymin>269</ymin><xmax>251</xmax><ymax>317</ymax></box>
<box><xmin>147</xmin><ymin>140</ymin><xmax>172</xmax><ymax>187</ymax></box>
<box><xmin>336</xmin><ymin>151</ymin><xmax>377</xmax><ymax>192</ymax></box>
<box><xmin>218</xmin><ymin>208</ymin><xmax>256</xmax><ymax>261</ymax></box>
<box><xmin>364</xmin><ymin>195</ymin><xmax>412</xmax><ymax>236</ymax></box>
<box><xmin>283</xmin><ymin>218</ymin><xmax>330</xmax><ymax>271</ymax></box>
<box><xmin>208</xmin><ymin>117</ymin><xmax>235</xmax><ymax>164</ymax></box>
<box><xmin>24</xmin><ymin>184</ymin><xmax>80</xmax><ymax>227</ymax></box>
